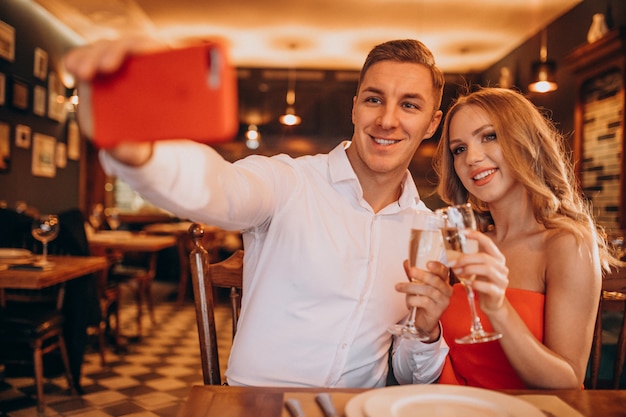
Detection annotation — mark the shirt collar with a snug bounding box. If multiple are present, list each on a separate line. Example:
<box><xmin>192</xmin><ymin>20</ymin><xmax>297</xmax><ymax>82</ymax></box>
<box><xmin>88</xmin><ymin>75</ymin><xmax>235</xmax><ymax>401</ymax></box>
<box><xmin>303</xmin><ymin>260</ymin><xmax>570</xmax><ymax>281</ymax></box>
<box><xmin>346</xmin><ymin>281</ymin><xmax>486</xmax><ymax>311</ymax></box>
<box><xmin>328</xmin><ymin>141</ymin><xmax>422</xmax><ymax>210</ymax></box>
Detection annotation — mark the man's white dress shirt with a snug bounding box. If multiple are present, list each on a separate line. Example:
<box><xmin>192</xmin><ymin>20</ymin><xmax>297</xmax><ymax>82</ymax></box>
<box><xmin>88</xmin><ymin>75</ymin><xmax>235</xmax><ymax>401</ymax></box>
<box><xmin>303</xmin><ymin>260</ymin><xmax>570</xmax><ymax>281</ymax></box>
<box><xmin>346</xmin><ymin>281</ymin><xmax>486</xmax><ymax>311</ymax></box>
<box><xmin>100</xmin><ymin>139</ymin><xmax>447</xmax><ymax>387</ymax></box>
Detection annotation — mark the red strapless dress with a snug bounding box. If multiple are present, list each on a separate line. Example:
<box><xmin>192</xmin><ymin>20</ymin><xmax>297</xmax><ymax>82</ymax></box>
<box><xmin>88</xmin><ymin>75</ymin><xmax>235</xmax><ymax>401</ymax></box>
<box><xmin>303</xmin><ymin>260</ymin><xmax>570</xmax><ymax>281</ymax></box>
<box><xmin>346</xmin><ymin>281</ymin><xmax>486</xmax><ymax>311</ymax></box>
<box><xmin>438</xmin><ymin>285</ymin><xmax>545</xmax><ymax>389</ymax></box>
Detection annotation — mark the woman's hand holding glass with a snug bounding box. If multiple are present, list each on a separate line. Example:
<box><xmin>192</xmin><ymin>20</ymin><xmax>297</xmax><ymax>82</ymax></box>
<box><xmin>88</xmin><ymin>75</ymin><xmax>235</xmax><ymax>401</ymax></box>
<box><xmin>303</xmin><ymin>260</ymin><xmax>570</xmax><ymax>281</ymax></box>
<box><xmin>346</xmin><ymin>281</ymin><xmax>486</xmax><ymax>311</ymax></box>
<box><xmin>450</xmin><ymin>229</ymin><xmax>510</xmax><ymax>316</ymax></box>
<box><xmin>437</xmin><ymin>203</ymin><xmax>503</xmax><ymax>344</ymax></box>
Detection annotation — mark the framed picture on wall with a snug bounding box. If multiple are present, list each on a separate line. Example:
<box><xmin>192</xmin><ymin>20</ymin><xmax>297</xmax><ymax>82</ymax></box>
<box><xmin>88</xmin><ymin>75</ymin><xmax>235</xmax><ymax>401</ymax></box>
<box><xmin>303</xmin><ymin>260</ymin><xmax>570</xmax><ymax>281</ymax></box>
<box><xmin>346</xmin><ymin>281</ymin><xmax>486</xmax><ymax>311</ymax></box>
<box><xmin>12</xmin><ymin>80</ymin><xmax>28</xmax><ymax>110</ymax></box>
<box><xmin>33</xmin><ymin>48</ymin><xmax>48</xmax><ymax>80</ymax></box>
<box><xmin>67</xmin><ymin>119</ymin><xmax>80</xmax><ymax>160</ymax></box>
<box><xmin>0</xmin><ymin>72</ymin><xmax>5</xmax><ymax>106</ymax></box>
<box><xmin>0</xmin><ymin>121</ymin><xmax>9</xmax><ymax>173</ymax></box>
<box><xmin>32</xmin><ymin>133</ymin><xmax>56</xmax><ymax>178</ymax></box>
<box><xmin>0</xmin><ymin>21</ymin><xmax>15</xmax><ymax>62</ymax></box>
<box><xmin>33</xmin><ymin>85</ymin><xmax>46</xmax><ymax>116</ymax></box>
<box><xmin>47</xmin><ymin>72</ymin><xmax>66</xmax><ymax>122</ymax></box>
<box><xmin>15</xmin><ymin>124</ymin><xmax>31</xmax><ymax>149</ymax></box>
<box><xmin>55</xmin><ymin>142</ymin><xmax>67</xmax><ymax>168</ymax></box>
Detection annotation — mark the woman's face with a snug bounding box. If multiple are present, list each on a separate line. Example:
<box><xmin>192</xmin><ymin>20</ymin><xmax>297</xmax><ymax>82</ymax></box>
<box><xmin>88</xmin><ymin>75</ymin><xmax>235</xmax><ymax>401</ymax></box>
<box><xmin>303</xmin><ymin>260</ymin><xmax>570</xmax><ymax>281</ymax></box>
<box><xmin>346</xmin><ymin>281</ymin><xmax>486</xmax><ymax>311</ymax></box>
<box><xmin>447</xmin><ymin>105</ymin><xmax>520</xmax><ymax>205</ymax></box>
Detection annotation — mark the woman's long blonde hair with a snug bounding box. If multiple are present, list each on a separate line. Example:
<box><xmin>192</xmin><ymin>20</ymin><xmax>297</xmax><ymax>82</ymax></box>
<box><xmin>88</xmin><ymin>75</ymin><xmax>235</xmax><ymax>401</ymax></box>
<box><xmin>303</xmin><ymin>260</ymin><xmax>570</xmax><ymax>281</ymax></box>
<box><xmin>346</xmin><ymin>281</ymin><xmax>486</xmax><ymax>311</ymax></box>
<box><xmin>434</xmin><ymin>87</ymin><xmax>619</xmax><ymax>271</ymax></box>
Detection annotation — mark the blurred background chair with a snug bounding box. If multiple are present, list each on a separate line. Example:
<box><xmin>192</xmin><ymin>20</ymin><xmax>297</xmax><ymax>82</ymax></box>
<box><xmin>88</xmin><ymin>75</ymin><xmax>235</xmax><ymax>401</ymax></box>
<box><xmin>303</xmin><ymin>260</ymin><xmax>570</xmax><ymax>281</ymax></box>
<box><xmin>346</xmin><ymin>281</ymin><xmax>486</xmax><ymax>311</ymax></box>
<box><xmin>105</xmin><ymin>250</ymin><xmax>157</xmax><ymax>340</ymax></box>
<box><xmin>589</xmin><ymin>264</ymin><xmax>626</xmax><ymax>389</ymax></box>
<box><xmin>0</xmin><ymin>280</ymin><xmax>76</xmax><ymax>416</ymax></box>
<box><xmin>188</xmin><ymin>223</ymin><xmax>242</xmax><ymax>385</ymax></box>
<box><xmin>589</xmin><ymin>230</ymin><xmax>626</xmax><ymax>389</ymax></box>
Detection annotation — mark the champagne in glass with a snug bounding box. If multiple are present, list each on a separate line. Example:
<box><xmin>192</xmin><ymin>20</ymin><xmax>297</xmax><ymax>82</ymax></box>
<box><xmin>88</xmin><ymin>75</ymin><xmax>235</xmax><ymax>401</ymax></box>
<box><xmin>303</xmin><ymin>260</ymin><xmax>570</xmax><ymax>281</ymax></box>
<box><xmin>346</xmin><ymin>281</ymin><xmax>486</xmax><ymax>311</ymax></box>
<box><xmin>388</xmin><ymin>211</ymin><xmax>445</xmax><ymax>340</ymax></box>
<box><xmin>437</xmin><ymin>203</ymin><xmax>502</xmax><ymax>344</ymax></box>
<box><xmin>31</xmin><ymin>214</ymin><xmax>60</xmax><ymax>267</ymax></box>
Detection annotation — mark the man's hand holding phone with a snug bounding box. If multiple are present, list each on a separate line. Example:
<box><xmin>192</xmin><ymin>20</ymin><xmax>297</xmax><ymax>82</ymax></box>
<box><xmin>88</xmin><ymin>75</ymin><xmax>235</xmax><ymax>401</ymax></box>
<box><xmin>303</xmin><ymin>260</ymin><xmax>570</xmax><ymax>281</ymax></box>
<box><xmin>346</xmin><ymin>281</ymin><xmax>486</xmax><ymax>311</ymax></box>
<box><xmin>64</xmin><ymin>37</ymin><xmax>238</xmax><ymax>155</ymax></box>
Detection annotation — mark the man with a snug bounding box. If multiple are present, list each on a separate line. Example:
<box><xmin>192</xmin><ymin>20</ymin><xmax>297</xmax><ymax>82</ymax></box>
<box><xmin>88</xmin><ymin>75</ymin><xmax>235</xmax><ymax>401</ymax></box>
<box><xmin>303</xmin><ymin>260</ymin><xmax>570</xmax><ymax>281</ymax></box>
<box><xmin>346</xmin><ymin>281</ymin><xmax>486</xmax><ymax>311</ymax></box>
<box><xmin>65</xmin><ymin>38</ymin><xmax>451</xmax><ymax>387</ymax></box>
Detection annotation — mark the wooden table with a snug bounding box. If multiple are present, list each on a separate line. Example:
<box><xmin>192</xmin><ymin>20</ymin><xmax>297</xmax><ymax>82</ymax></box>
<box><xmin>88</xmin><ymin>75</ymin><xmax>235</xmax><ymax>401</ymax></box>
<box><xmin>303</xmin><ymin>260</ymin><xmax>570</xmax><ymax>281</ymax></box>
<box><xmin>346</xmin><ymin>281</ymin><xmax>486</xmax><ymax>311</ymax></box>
<box><xmin>0</xmin><ymin>255</ymin><xmax>108</xmax><ymax>290</ymax></box>
<box><xmin>176</xmin><ymin>385</ymin><xmax>626</xmax><ymax>417</ymax></box>
<box><xmin>88</xmin><ymin>231</ymin><xmax>177</xmax><ymax>253</ymax></box>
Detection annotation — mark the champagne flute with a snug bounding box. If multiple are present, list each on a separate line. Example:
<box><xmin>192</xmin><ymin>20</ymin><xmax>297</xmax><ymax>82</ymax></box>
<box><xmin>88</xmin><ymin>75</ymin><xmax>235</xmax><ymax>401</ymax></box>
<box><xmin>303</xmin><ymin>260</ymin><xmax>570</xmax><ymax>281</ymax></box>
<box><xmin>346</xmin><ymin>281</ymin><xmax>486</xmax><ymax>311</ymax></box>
<box><xmin>437</xmin><ymin>203</ymin><xmax>502</xmax><ymax>344</ymax></box>
<box><xmin>31</xmin><ymin>214</ymin><xmax>60</xmax><ymax>267</ymax></box>
<box><xmin>388</xmin><ymin>211</ymin><xmax>445</xmax><ymax>340</ymax></box>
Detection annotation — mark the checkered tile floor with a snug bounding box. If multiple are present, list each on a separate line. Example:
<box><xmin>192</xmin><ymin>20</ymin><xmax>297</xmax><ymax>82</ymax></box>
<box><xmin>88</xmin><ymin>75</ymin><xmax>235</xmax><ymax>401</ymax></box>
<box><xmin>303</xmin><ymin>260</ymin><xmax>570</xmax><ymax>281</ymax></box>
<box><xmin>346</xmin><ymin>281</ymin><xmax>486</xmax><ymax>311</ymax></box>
<box><xmin>0</xmin><ymin>282</ymin><xmax>233</xmax><ymax>417</ymax></box>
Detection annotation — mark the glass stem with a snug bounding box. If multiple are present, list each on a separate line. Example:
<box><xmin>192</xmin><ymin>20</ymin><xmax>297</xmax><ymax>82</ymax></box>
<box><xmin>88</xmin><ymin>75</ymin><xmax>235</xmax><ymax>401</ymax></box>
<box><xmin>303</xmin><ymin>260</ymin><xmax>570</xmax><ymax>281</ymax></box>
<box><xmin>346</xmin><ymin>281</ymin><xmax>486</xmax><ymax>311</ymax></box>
<box><xmin>406</xmin><ymin>307</ymin><xmax>417</xmax><ymax>330</ymax></box>
<box><xmin>463</xmin><ymin>283</ymin><xmax>485</xmax><ymax>335</ymax></box>
<box><xmin>42</xmin><ymin>242</ymin><xmax>48</xmax><ymax>263</ymax></box>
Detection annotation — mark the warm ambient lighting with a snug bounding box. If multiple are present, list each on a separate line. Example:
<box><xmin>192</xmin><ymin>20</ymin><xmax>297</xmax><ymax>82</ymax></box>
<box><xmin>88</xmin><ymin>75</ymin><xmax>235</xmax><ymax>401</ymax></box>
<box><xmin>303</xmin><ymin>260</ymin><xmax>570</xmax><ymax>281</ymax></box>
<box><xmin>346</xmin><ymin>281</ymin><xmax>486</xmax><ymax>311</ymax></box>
<box><xmin>279</xmin><ymin>111</ymin><xmax>301</xmax><ymax>126</ymax></box>
<box><xmin>528</xmin><ymin>29</ymin><xmax>558</xmax><ymax>93</ymax></box>
<box><xmin>245</xmin><ymin>124</ymin><xmax>261</xmax><ymax>149</ymax></box>
<box><xmin>279</xmin><ymin>68</ymin><xmax>301</xmax><ymax>126</ymax></box>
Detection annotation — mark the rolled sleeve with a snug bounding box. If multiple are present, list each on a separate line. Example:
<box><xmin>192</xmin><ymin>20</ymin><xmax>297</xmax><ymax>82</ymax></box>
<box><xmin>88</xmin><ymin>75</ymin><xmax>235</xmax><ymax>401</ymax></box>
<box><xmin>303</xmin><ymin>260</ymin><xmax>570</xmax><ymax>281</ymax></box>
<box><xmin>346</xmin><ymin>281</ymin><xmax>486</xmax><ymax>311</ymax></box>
<box><xmin>391</xmin><ymin>323</ymin><xmax>449</xmax><ymax>385</ymax></box>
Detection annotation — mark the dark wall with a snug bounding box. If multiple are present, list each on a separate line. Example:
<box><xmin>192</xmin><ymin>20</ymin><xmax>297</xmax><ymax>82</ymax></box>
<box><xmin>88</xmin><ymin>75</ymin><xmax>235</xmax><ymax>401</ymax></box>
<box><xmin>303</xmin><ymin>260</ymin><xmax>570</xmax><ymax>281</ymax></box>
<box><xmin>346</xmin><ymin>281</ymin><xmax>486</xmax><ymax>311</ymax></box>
<box><xmin>480</xmin><ymin>0</ymin><xmax>625</xmax><ymax>149</ymax></box>
<box><xmin>0</xmin><ymin>0</ymin><xmax>83</xmax><ymax>214</ymax></box>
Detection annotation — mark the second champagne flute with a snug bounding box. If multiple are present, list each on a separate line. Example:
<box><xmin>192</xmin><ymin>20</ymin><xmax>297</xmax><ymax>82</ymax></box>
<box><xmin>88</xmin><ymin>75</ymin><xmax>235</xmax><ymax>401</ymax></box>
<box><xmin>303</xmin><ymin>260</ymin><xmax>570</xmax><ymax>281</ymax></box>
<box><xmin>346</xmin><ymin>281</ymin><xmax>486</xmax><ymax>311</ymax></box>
<box><xmin>388</xmin><ymin>210</ymin><xmax>445</xmax><ymax>340</ymax></box>
<box><xmin>437</xmin><ymin>203</ymin><xmax>502</xmax><ymax>344</ymax></box>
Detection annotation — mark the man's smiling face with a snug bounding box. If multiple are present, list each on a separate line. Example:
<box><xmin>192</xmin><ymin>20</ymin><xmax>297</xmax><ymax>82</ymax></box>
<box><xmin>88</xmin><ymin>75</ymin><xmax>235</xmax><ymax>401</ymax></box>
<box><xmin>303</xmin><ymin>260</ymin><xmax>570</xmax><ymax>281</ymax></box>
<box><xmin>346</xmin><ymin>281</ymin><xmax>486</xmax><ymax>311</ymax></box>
<box><xmin>349</xmin><ymin>60</ymin><xmax>442</xmax><ymax>180</ymax></box>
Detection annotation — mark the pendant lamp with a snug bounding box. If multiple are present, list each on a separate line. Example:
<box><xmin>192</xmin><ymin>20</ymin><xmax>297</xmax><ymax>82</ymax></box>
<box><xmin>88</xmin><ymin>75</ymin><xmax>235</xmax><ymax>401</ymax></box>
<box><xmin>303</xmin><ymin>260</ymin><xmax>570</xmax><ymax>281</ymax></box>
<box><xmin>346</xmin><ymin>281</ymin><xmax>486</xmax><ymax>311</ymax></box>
<box><xmin>279</xmin><ymin>68</ymin><xmax>301</xmax><ymax>126</ymax></box>
<box><xmin>528</xmin><ymin>29</ymin><xmax>558</xmax><ymax>93</ymax></box>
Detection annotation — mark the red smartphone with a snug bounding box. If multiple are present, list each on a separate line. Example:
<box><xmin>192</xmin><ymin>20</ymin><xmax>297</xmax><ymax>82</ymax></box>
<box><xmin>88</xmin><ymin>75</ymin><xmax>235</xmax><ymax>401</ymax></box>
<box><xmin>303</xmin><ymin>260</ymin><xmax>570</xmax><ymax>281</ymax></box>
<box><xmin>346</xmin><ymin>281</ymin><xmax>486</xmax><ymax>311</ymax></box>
<box><xmin>77</xmin><ymin>41</ymin><xmax>238</xmax><ymax>148</ymax></box>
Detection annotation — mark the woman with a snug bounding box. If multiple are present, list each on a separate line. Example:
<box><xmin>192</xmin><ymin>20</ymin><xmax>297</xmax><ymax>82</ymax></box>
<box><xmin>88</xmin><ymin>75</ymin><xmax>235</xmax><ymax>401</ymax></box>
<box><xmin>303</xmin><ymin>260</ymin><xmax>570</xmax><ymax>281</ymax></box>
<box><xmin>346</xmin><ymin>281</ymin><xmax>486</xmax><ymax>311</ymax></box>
<box><xmin>395</xmin><ymin>87</ymin><xmax>618</xmax><ymax>389</ymax></box>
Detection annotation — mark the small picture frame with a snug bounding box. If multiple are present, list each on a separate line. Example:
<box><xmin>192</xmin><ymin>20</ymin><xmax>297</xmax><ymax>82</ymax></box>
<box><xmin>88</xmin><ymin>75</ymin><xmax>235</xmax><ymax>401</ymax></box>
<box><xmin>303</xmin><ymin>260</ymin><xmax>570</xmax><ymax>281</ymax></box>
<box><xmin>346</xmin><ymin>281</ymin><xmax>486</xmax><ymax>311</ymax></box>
<box><xmin>0</xmin><ymin>72</ymin><xmax>5</xmax><ymax>106</ymax></box>
<box><xmin>15</xmin><ymin>124</ymin><xmax>31</xmax><ymax>148</ymax></box>
<box><xmin>0</xmin><ymin>121</ymin><xmax>9</xmax><ymax>173</ymax></box>
<box><xmin>55</xmin><ymin>142</ymin><xmax>67</xmax><ymax>168</ymax></box>
<box><xmin>0</xmin><ymin>21</ymin><xmax>15</xmax><ymax>62</ymax></box>
<box><xmin>12</xmin><ymin>80</ymin><xmax>28</xmax><ymax>110</ymax></box>
<box><xmin>33</xmin><ymin>48</ymin><xmax>48</xmax><ymax>80</ymax></box>
<box><xmin>32</xmin><ymin>133</ymin><xmax>56</xmax><ymax>178</ymax></box>
<box><xmin>67</xmin><ymin>119</ymin><xmax>80</xmax><ymax>160</ymax></box>
<box><xmin>47</xmin><ymin>72</ymin><xmax>66</xmax><ymax>122</ymax></box>
<box><xmin>33</xmin><ymin>85</ymin><xmax>46</xmax><ymax>116</ymax></box>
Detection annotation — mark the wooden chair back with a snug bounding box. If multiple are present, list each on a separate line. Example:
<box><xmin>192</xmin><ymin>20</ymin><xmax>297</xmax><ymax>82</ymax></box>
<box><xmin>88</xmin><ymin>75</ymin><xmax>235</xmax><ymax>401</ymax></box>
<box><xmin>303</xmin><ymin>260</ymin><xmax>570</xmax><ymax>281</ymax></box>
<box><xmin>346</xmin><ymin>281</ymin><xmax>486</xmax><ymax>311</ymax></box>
<box><xmin>589</xmin><ymin>264</ymin><xmax>626</xmax><ymax>389</ymax></box>
<box><xmin>188</xmin><ymin>223</ymin><xmax>243</xmax><ymax>385</ymax></box>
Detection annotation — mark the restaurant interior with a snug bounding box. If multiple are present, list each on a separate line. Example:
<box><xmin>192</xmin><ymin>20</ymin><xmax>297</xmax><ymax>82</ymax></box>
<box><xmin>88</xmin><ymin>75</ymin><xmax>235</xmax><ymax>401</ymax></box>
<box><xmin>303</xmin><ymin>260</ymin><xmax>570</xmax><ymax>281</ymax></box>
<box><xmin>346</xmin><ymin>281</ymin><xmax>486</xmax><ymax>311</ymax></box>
<box><xmin>0</xmin><ymin>0</ymin><xmax>625</xmax><ymax>416</ymax></box>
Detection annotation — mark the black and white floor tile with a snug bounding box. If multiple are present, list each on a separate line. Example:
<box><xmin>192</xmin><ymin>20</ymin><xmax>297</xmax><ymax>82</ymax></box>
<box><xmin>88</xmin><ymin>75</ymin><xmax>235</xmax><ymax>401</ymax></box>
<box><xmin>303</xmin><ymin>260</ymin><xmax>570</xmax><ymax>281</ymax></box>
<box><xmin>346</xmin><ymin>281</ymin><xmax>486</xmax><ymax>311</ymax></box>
<box><xmin>0</xmin><ymin>282</ymin><xmax>232</xmax><ymax>417</ymax></box>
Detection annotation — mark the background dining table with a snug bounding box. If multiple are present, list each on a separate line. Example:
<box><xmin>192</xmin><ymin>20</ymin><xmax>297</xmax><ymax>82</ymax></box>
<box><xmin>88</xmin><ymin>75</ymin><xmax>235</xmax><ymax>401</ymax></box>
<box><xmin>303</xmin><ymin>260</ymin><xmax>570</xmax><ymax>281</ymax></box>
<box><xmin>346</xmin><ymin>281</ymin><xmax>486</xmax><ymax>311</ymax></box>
<box><xmin>87</xmin><ymin>230</ymin><xmax>177</xmax><ymax>254</ymax></box>
<box><xmin>175</xmin><ymin>385</ymin><xmax>626</xmax><ymax>417</ymax></box>
<box><xmin>0</xmin><ymin>255</ymin><xmax>108</xmax><ymax>291</ymax></box>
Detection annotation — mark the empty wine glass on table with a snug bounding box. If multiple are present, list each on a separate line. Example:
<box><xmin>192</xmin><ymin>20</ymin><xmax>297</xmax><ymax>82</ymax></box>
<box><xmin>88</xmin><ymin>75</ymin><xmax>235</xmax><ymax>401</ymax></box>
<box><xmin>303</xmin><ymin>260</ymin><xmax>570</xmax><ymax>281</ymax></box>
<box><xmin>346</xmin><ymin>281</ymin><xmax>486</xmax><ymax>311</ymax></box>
<box><xmin>437</xmin><ymin>203</ymin><xmax>502</xmax><ymax>344</ymax></box>
<box><xmin>31</xmin><ymin>214</ymin><xmax>60</xmax><ymax>268</ymax></box>
<box><xmin>104</xmin><ymin>207</ymin><xmax>121</xmax><ymax>231</ymax></box>
<box><xmin>388</xmin><ymin>210</ymin><xmax>445</xmax><ymax>340</ymax></box>
<box><xmin>89</xmin><ymin>203</ymin><xmax>104</xmax><ymax>232</ymax></box>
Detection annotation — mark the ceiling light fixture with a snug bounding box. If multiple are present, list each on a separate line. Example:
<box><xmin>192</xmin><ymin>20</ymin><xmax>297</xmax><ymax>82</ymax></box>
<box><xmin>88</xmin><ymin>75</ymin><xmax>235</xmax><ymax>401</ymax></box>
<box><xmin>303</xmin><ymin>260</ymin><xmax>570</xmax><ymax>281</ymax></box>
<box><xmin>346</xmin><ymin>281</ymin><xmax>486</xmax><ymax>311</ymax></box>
<box><xmin>245</xmin><ymin>124</ymin><xmax>261</xmax><ymax>149</ymax></box>
<box><xmin>528</xmin><ymin>29</ymin><xmax>558</xmax><ymax>93</ymax></box>
<box><xmin>279</xmin><ymin>68</ymin><xmax>301</xmax><ymax>126</ymax></box>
